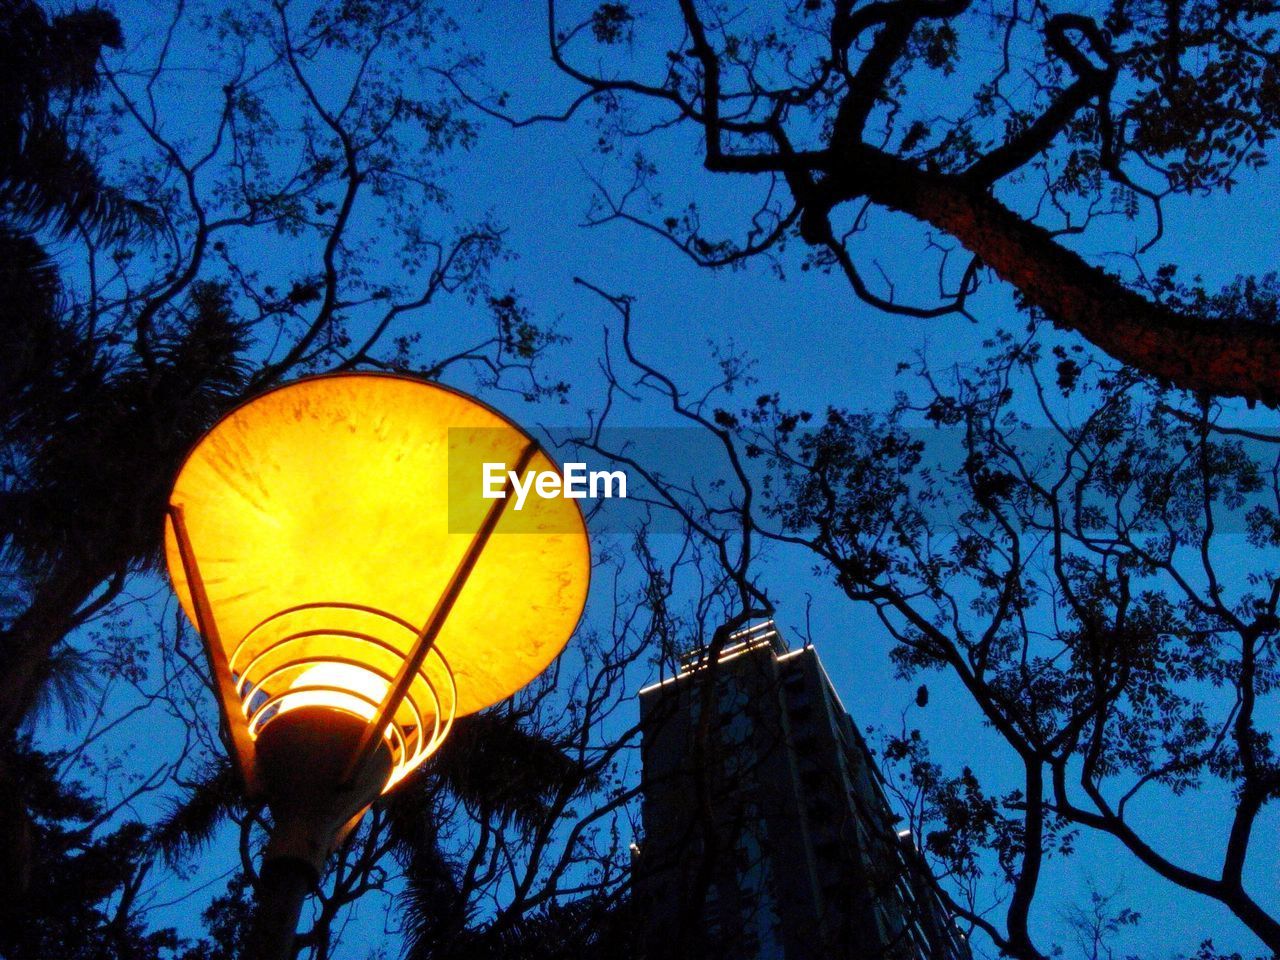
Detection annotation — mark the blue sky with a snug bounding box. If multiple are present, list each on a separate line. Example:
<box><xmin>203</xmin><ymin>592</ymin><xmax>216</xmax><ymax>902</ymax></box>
<box><xmin>438</xmin><ymin>12</ymin><xmax>1280</xmax><ymax>951</ymax></box>
<box><xmin>39</xmin><ymin>1</ymin><xmax>1280</xmax><ymax>956</ymax></box>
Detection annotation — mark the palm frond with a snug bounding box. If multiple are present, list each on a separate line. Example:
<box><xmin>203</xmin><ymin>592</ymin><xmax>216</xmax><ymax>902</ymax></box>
<box><xmin>3</xmin><ymin>280</ymin><xmax>253</xmax><ymax>574</ymax></box>
<box><xmin>20</xmin><ymin>643</ymin><xmax>100</xmax><ymax>732</ymax></box>
<box><xmin>0</xmin><ymin>0</ymin><xmax>146</xmax><ymax>243</ymax></box>
<box><xmin>393</xmin><ymin>820</ymin><xmax>471</xmax><ymax>960</ymax></box>
<box><xmin>0</xmin><ymin>124</ymin><xmax>156</xmax><ymax>241</ymax></box>
<box><xmin>426</xmin><ymin>710</ymin><xmax>591</xmax><ymax>832</ymax></box>
<box><xmin>150</xmin><ymin>757</ymin><xmax>244</xmax><ymax>868</ymax></box>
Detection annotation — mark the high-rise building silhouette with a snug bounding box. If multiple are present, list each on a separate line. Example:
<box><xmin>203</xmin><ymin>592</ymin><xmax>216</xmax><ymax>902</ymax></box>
<box><xmin>633</xmin><ymin>622</ymin><xmax>972</xmax><ymax>960</ymax></box>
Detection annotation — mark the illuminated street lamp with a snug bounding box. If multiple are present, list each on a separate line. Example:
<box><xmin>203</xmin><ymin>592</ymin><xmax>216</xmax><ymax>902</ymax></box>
<box><xmin>164</xmin><ymin>373</ymin><xmax>590</xmax><ymax>959</ymax></box>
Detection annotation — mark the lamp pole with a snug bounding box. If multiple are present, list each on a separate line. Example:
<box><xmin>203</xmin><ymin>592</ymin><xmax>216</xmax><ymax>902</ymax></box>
<box><xmin>247</xmin><ymin>860</ymin><xmax>312</xmax><ymax>960</ymax></box>
<box><xmin>195</xmin><ymin>444</ymin><xmax>535</xmax><ymax>960</ymax></box>
<box><xmin>161</xmin><ymin>374</ymin><xmax>591</xmax><ymax>960</ymax></box>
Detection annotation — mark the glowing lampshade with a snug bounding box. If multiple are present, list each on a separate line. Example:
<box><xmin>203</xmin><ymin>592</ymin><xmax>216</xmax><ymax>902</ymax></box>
<box><xmin>164</xmin><ymin>373</ymin><xmax>590</xmax><ymax>795</ymax></box>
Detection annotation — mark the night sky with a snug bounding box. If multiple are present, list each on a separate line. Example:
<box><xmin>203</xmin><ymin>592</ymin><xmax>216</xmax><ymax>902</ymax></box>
<box><xmin>35</xmin><ymin>1</ymin><xmax>1280</xmax><ymax>957</ymax></box>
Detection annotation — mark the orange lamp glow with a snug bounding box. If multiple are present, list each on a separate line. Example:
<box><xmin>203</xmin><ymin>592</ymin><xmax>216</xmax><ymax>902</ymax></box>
<box><xmin>164</xmin><ymin>373</ymin><xmax>590</xmax><ymax>798</ymax></box>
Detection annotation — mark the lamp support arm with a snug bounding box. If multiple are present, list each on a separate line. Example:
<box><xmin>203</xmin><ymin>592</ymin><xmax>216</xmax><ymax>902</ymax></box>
<box><xmin>168</xmin><ymin>505</ymin><xmax>261</xmax><ymax>796</ymax></box>
<box><xmin>340</xmin><ymin>439</ymin><xmax>539</xmax><ymax>788</ymax></box>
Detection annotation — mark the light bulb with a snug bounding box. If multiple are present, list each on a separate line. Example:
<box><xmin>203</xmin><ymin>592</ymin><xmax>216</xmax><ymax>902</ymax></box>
<box><xmin>278</xmin><ymin>662</ymin><xmax>390</xmax><ymax>722</ymax></box>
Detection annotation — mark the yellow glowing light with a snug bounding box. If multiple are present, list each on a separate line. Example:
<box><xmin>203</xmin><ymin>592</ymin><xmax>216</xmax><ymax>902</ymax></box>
<box><xmin>278</xmin><ymin>663</ymin><xmax>390</xmax><ymax>723</ymax></box>
<box><xmin>164</xmin><ymin>373</ymin><xmax>591</xmax><ymax>792</ymax></box>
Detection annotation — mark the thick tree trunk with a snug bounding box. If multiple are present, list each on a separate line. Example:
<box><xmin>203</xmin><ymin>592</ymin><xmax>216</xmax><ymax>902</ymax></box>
<box><xmin>1223</xmin><ymin>888</ymin><xmax>1280</xmax><ymax>955</ymax></box>
<box><xmin>810</xmin><ymin>148</ymin><xmax>1280</xmax><ymax>406</ymax></box>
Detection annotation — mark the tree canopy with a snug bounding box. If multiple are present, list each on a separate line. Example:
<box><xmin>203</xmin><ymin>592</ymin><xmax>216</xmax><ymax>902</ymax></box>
<box><xmin>511</xmin><ymin>0</ymin><xmax>1280</xmax><ymax>404</ymax></box>
<box><xmin>8</xmin><ymin>1</ymin><xmax>1280</xmax><ymax>959</ymax></box>
<box><xmin>580</xmin><ymin>286</ymin><xmax>1280</xmax><ymax>957</ymax></box>
<box><xmin>0</xmin><ymin>1</ymin><xmax>629</xmax><ymax>956</ymax></box>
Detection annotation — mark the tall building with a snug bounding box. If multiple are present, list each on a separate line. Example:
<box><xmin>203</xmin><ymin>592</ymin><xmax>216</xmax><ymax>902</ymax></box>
<box><xmin>633</xmin><ymin>622</ymin><xmax>971</xmax><ymax>960</ymax></box>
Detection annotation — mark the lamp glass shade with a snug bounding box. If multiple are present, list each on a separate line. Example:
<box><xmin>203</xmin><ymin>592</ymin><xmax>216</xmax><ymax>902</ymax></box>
<box><xmin>164</xmin><ymin>373</ymin><xmax>590</xmax><ymax>790</ymax></box>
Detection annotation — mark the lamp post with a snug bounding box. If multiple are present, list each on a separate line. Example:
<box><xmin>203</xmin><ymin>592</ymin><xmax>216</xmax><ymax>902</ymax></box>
<box><xmin>163</xmin><ymin>373</ymin><xmax>590</xmax><ymax>960</ymax></box>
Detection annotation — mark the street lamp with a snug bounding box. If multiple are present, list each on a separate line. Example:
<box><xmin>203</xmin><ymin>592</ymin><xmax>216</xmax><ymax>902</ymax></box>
<box><xmin>163</xmin><ymin>373</ymin><xmax>590</xmax><ymax>959</ymax></box>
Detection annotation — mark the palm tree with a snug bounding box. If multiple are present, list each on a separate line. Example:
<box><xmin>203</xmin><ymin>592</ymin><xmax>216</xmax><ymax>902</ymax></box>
<box><xmin>0</xmin><ymin>738</ymin><xmax>185</xmax><ymax>960</ymax></box>
<box><xmin>0</xmin><ymin>278</ymin><xmax>254</xmax><ymax>735</ymax></box>
<box><xmin>0</xmin><ymin>0</ymin><xmax>149</xmax><ymax>242</ymax></box>
<box><xmin>0</xmin><ymin>10</ymin><xmax>260</xmax><ymax>920</ymax></box>
<box><xmin>0</xmin><ymin>0</ymin><xmax>252</xmax><ymax>739</ymax></box>
<box><xmin>392</xmin><ymin>711</ymin><xmax>604</xmax><ymax>959</ymax></box>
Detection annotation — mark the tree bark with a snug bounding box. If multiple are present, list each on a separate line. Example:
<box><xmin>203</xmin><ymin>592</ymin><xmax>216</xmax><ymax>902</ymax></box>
<box><xmin>808</xmin><ymin>147</ymin><xmax>1280</xmax><ymax>406</ymax></box>
<box><xmin>1222</xmin><ymin>887</ymin><xmax>1280</xmax><ymax>955</ymax></box>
